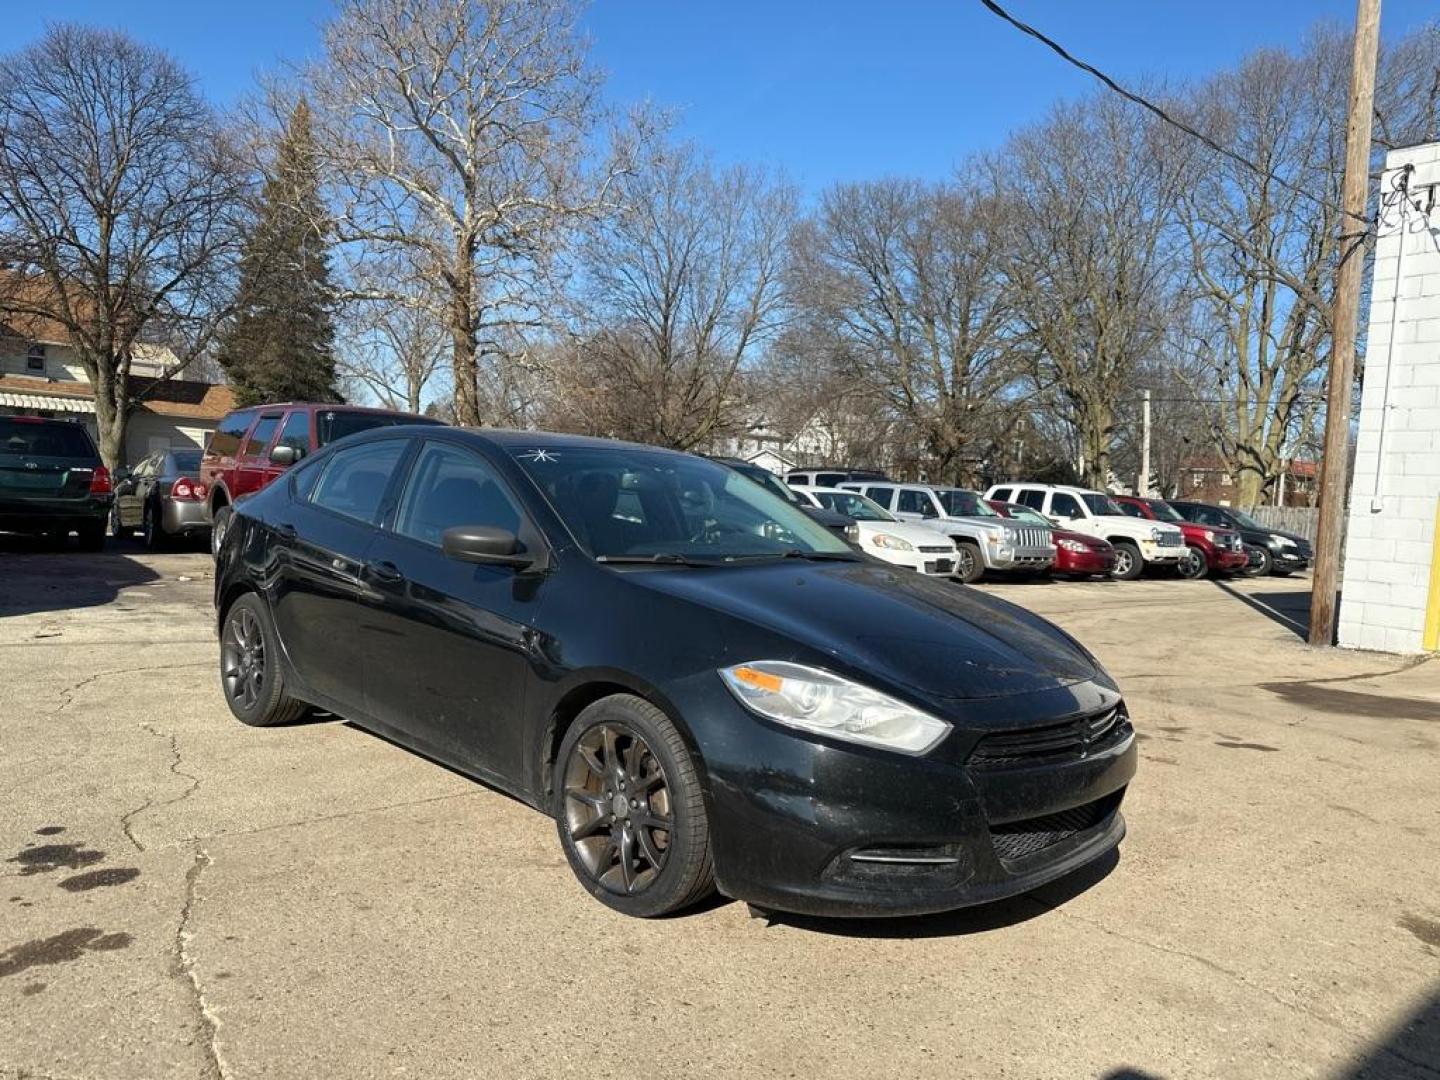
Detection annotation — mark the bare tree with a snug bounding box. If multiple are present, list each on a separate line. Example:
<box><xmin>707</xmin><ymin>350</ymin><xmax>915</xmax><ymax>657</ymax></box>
<box><xmin>337</xmin><ymin>250</ymin><xmax>450</xmax><ymax>412</ymax></box>
<box><xmin>0</xmin><ymin>25</ymin><xmax>244</xmax><ymax>469</ymax></box>
<box><xmin>787</xmin><ymin>178</ymin><xmax>1016</xmax><ymax>484</ymax></box>
<box><xmin>993</xmin><ymin>94</ymin><xmax>1186</xmax><ymax>489</ymax></box>
<box><xmin>300</xmin><ymin>0</ymin><xmax>617</xmax><ymax>428</ymax></box>
<box><xmin>546</xmin><ymin>142</ymin><xmax>795</xmax><ymax>449</ymax></box>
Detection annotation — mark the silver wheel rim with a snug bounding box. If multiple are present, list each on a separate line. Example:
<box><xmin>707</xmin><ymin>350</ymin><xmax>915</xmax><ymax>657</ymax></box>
<box><xmin>1115</xmin><ymin>549</ymin><xmax>1134</xmax><ymax>576</ymax></box>
<box><xmin>562</xmin><ymin>722</ymin><xmax>673</xmax><ymax>896</ymax></box>
<box><xmin>957</xmin><ymin>548</ymin><xmax>975</xmax><ymax>579</ymax></box>
<box><xmin>221</xmin><ymin>606</ymin><xmax>266</xmax><ymax>711</ymax></box>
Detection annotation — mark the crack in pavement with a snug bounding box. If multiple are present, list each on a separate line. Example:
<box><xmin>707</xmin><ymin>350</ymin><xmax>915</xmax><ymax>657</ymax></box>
<box><xmin>175</xmin><ymin>847</ymin><xmax>226</xmax><ymax>1080</ymax></box>
<box><xmin>170</xmin><ymin>789</ymin><xmax>485</xmax><ymax>846</ymax></box>
<box><xmin>52</xmin><ymin>661</ymin><xmax>211</xmax><ymax>715</ymax></box>
<box><xmin>121</xmin><ymin>723</ymin><xmax>205</xmax><ymax>853</ymax></box>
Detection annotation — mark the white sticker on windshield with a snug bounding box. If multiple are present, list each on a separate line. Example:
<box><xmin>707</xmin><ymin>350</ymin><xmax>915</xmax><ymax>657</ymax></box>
<box><xmin>520</xmin><ymin>449</ymin><xmax>558</xmax><ymax>463</ymax></box>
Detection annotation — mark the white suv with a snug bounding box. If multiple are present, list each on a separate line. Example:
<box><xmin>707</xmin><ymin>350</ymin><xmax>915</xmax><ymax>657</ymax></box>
<box><xmin>983</xmin><ymin>483</ymin><xmax>1185</xmax><ymax>579</ymax></box>
<box><xmin>839</xmin><ymin>481</ymin><xmax>1055</xmax><ymax>583</ymax></box>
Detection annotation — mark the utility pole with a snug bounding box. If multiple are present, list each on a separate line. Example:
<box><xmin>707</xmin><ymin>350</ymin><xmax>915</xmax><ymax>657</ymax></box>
<box><xmin>1310</xmin><ymin>0</ymin><xmax>1381</xmax><ymax>647</ymax></box>
<box><xmin>1138</xmin><ymin>389</ymin><xmax>1152</xmax><ymax>497</ymax></box>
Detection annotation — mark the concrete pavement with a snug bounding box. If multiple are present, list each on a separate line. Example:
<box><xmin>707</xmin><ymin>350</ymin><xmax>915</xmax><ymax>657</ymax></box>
<box><xmin>1</xmin><ymin>542</ymin><xmax>1437</xmax><ymax>1079</ymax></box>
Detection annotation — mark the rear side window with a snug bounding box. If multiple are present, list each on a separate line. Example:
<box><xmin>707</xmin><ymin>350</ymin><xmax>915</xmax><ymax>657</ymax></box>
<box><xmin>1016</xmin><ymin>489</ymin><xmax>1046</xmax><ymax>511</ymax></box>
<box><xmin>208</xmin><ymin>411</ymin><xmax>255</xmax><ymax>457</ymax></box>
<box><xmin>897</xmin><ymin>489</ymin><xmax>938</xmax><ymax>517</ymax></box>
<box><xmin>394</xmin><ymin>442</ymin><xmax>522</xmax><ymax>547</ymax></box>
<box><xmin>991</xmin><ymin>487</ymin><xmax>1013</xmax><ymax>502</ymax></box>
<box><xmin>0</xmin><ymin>419</ymin><xmax>97</xmax><ymax>460</ymax></box>
<box><xmin>863</xmin><ymin>485</ymin><xmax>896</xmax><ymax>509</ymax></box>
<box><xmin>308</xmin><ymin>440</ymin><xmax>407</xmax><ymax>525</ymax></box>
<box><xmin>242</xmin><ymin>414</ymin><xmax>283</xmax><ymax>457</ymax></box>
<box><xmin>815</xmin><ymin>472</ymin><xmax>846</xmax><ymax>487</ymax></box>
<box><xmin>786</xmin><ymin>475</ymin><xmax>808</xmax><ymax>486</ymax></box>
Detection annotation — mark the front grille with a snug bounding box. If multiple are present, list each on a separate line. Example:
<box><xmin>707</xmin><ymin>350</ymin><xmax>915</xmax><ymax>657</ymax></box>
<box><xmin>918</xmin><ymin>545</ymin><xmax>953</xmax><ymax>553</ymax></box>
<box><xmin>968</xmin><ymin>708</ymin><xmax>1131</xmax><ymax>770</ymax></box>
<box><xmin>1010</xmin><ymin>526</ymin><xmax>1050</xmax><ymax>549</ymax></box>
<box><xmin>1156</xmin><ymin>529</ymin><xmax>1185</xmax><ymax>547</ymax></box>
<box><xmin>990</xmin><ymin>792</ymin><xmax>1121</xmax><ymax>863</ymax></box>
<box><xmin>923</xmin><ymin>559</ymin><xmax>954</xmax><ymax>574</ymax></box>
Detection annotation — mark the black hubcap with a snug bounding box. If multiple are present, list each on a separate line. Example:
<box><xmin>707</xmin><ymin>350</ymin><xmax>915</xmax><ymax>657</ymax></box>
<box><xmin>1181</xmin><ymin>549</ymin><xmax>1204</xmax><ymax>577</ymax></box>
<box><xmin>221</xmin><ymin>607</ymin><xmax>265</xmax><ymax>710</ymax></box>
<box><xmin>563</xmin><ymin>723</ymin><xmax>672</xmax><ymax>895</ymax></box>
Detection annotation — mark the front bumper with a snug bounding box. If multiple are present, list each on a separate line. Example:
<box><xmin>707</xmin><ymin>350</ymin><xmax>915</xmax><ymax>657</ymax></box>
<box><xmin>985</xmin><ymin>545</ymin><xmax>1056</xmax><ymax>571</ymax></box>
<box><xmin>1056</xmin><ymin>548</ymin><xmax>1115</xmax><ymax>575</ymax></box>
<box><xmin>1211</xmin><ymin>547</ymin><xmax>1249</xmax><ymax>572</ymax></box>
<box><xmin>1273</xmin><ymin>547</ymin><xmax>1311</xmax><ymax>571</ymax></box>
<box><xmin>1139</xmin><ymin>539</ymin><xmax>1183</xmax><ymax>564</ymax></box>
<box><xmin>871</xmin><ymin>549</ymin><xmax>958</xmax><ymax>576</ymax></box>
<box><xmin>692</xmin><ymin>681</ymin><xmax>1136</xmax><ymax>917</ymax></box>
<box><xmin>162</xmin><ymin>498</ymin><xmax>211</xmax><ymax>535</ymax></box>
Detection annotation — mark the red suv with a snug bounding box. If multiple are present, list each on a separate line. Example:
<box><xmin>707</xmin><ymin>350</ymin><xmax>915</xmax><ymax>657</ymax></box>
<box><xmin>1110</xmin><ymin>494</ymin><xmax>1248</xmax><ymax>579</ymax></box>
<box><xmin>201</xmin><ymin>403</ymin><xmax>442</xmax><ymax>554</ymax></box>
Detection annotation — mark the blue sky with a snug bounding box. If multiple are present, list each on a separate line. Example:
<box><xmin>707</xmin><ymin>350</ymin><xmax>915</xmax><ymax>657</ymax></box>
<box><xmin>5</xmin><ymin>1</ymin><xmax>1436</xmax><ymax>192</ymax></box>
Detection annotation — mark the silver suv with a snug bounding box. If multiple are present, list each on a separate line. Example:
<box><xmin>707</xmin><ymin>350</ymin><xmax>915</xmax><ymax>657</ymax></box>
<box><xmin>839</xmin><ymin>481</ymin><xmax>1055</xmax><ymax>583</ymax></box>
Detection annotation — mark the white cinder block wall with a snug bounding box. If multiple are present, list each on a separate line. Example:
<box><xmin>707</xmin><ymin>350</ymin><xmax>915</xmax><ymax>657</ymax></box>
<box><xmin>1338</xmin><ymin>142</ymin><xmax>1440</xmax><ymax>654</ymax></box>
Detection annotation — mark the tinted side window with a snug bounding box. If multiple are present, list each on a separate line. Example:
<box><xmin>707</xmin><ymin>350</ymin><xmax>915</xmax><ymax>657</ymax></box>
<box><xmin>897</xmin><ymin>489</ymin><xmax>937</xmax><ymax>517</ymax></box>
<box><xmin>207</xmin><ymin>412</ymin><xmax>254</xmax><ymax>457</ymax></box>
<box><xmin>308</xmin><ymin>440</ymin><xmax>407</xmax><ymax>525</ymax></box>
<box><xmin>243</xmin><ymin>414</ymin><xmax>283</xmax><ymax>457</ymax></box>
<box><xmin>1117</xmin><ymin>502</ymin><xmax>1145</xmax><ymax>518</ymax></box>
<box><xmin>1197</xmin><ymin>507</ymin><xmax>1226</xmax><ymax>527</ymax></box>
<box><xmin>864</xmin><ymin>485</ymin><xmax>896</xmax><ymax>509</ymax></box>
<box><xmin>816</xmin><ymin>472</ymin><xmax>846</xmax><ymax>487</ymax></box>
<box><xmin>786</xmin><ymin>475</ymin><xmax>807</xmax><ymax>486</ymax></box>
<box><xmin>991</xmin><ymin>487</ymin><xmax>1013</xmax><ymax>502</ymax></box>
<box><xmin>1016</xmin><ymin>489</ymin><xmax>1046</xmax><ymax>510</ymax></box>
<box><xmin>394</xmin><ymin>442</ymin><xmax>521</xmax><ymax>546</ymax></box>
<box><xmin>1051</xmin><ymin>493</ymin><xmax>1083</xmax><ymax>519</ymax></box>
<box><xmin>277</xmin><ymin>411</ymin><xmax>311</xmax><ymax>456</ymax></box>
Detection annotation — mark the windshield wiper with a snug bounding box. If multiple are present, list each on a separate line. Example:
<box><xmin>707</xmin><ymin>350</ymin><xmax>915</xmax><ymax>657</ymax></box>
<box><xmin>723</xmin><ymin>549</ymin><xmax>860</xmax><ymax>563</ymax></box>
<box><xmin>594</xmin><ymin>553</ymin><xmax>716</xmax><ymax>567</ymax></box>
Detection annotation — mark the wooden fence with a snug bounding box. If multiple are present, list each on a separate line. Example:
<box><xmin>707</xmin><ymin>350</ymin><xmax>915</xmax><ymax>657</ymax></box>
<box><xmin>1244</xmin><ymin>506</ymin><xmax>1326</xmax><ymax>542</ymax></box>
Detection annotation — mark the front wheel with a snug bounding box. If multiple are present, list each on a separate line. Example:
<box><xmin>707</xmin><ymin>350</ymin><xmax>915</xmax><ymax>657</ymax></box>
<box><xmin>953</xmin><ymin>540</ymin><xmax>984</xmax><ymax>584</ymax></box>
<box><xmin>1177</xmin><ymin>546</ymin><xmax>1208</xmax><ymax>580</ymax></box>
<box><xmin>1243</xmin><ymin>545</ymin><xmax>1273</xmax><ymax>577</ymax></box>
<box><xmin>555</xmin><ymin>695</ymin><xmax>714</xmax><ymax>917</ymax></box>
<box><xmin>210</xmin><ymin>504</ymin><xmax>232</xmax><ymax>558</ymax></box>
<box><xmin>1111</xmin><ymin>541</ymin><xmax>1143</xmax><ymax>580</ymax></box>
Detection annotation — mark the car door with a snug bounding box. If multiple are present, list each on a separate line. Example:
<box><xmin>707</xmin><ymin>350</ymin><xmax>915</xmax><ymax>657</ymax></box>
<box><xmin>268</xmin><ymin>437</ymin><xmax>411</xmax><ymax>712</ymax></box>
<box><xmin>359</xmin><ymin>439</ymin><xmax>546</xmax><ymax>782</ymax></box>
<box><xmin>234</xmin><ymin>412</ymin><xmax>284</xmax><ymax>498</ymax></box>
<box><xmin>894</xmin><ymin>487</ymin><xmax>941</xmax><ymax>526</ymax></box>
<box><xmin>1047</xmin><ymin>491</ymin><xmax>1096</xmax><ymax>537</ymax></box>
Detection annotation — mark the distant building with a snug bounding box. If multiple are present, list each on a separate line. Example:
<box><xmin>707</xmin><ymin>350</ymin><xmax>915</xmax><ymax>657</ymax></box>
<box><xmin>710</xmin><ymin>415</ymin><xmax>844</xmax><ymax>474</ymax></box>
<box><xmin>0</xmin><ymin>304</ymin><xmax>233</xmax><ymax>463</ymax></box>
<box><xmin>1177</xmin><ymin>457</ymin><xmax>1318</xmax><ymax>508</ymax></box>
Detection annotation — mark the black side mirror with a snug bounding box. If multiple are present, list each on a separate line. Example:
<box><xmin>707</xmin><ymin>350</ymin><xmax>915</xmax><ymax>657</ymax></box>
<box><xmin>441</xmin><ymin>525</ymin><xmax>544</xmax><ymax>570</ymax></box>
<box><xmin>269</xmin><ymin>444</ymin><xmax>299</xmax><ymax>466</ymax></box>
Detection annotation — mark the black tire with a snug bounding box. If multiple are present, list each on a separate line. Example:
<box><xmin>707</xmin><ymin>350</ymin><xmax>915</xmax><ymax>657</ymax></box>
<box><xmin>142</xmin><ymin>500</ymin><xmax>169</xmax><ymax>551</ymax></box>
<box><xmin>76</xmin><ymin>520</ymin><xmax>106</xmax><ymax>552</ymax></box>
<box><xmin>210</xmin><ymin>504</ymin><xmax>232</xmax><ymax>558</ymax></box>
<box><xmin>1111</xmin><ymin>541</ymin><xmax>1143</xmax><ymax>581</ymax></box>
<box><xmin>953</xmin><ymin>540</ymin><xmax>985</xmax><ymax>584</ymax></box>
<box><xmin>219</xmin><ymin>593</ymin><xmax>308</xmax><ymax>727</ymax></box>
<box><xmin>554</xmin><ymin>694</ymin><xmax>714</xmax><ymax>918</ymax></box>
<box><xmin>1176</xmin><ymin>545</ymin><xmax>1208</xmax><ymax>580</ymax></box>
<box><xmin>1243</xmin><ymin>545</ymin><xmax>1273</xmax><ymax>577</ymax></box>
<box><xmin>108</xmin><ymin>503</ymin><xmax>126</xmax><ymax>539</ymax></box>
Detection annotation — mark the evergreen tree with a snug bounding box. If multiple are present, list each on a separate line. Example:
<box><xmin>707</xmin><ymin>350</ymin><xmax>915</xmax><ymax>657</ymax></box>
<box><xmin>217</xmin><ymin>101</ymin><xmax>338</xmax><ymax>405</ymax></box>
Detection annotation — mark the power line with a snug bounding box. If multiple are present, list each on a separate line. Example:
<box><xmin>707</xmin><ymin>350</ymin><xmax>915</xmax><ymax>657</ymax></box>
<box><xmin>975</xmin><ymin>0</ymin><xmax>1370</xmax><ymax>227</ymax></box>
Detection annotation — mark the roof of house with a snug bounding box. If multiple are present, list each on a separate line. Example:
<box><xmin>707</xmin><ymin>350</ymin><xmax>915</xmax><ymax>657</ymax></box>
<box><xmin>0</xmin><ymin>374</ymin><xmax>235</xmax><ymax>421</ymax></box>
<box><xmin>1181</xmin><ymin>456</ymin><xmax>1318</xmax><ymax>477</ymax></box>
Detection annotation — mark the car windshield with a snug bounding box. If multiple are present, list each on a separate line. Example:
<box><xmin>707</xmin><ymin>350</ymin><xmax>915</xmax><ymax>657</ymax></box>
<box><xmin>936</xmin><ymin>489</ymin><xmax>996</xmax><ymax>517</ymax></box>
<box><xmin>171</xmin><ymin>450</ymin><xmax>202</xmax><ymax>473</ymax></box>
<box><xmin>0</xmin><ymin>418</ymin><xmax>95</xmax><ymax>459</ymax></box>
<box><xmin>1081</xmin><ymin>492</ymin><xmax>1125</xmax><ymax>517</ymax></box>
<box><xmin>1144</xmin><ymin>499</ymin><xmax>1184</xmax><ymax>522</ymax></box>
<box><xmin>1230</xmin><ymin>509</ymin><xmax>1263</xmax><ymax>531</ymax></box>
<box><xmin>317</xmin><ymin>410</ymin><xmax>438</xmax><ymax>446</ymax></box>
<box><xmin>813</xmin><ymin>490</ymin><xmax>894</xmax><ymax>521</ymax></box>
<box><xmin>1005</xmin><ymin>505</ymin><xmax>1052</xmax><ymax>528</ymax></box>
<box><xmin>512</xmin><ymin>445</ymin><xmax>856</xmax><ymax>562</ymax></box>
<box><xmin>734</xmin><ymin>464</ymin><xmax>802</xmax><ymax>505</ymax></box>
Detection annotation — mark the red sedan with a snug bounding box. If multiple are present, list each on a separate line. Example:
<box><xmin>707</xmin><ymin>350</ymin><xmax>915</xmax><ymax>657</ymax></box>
<box><xmin>987</xmin><ymin>501</ymin><xmax>1117</xmax><ymax>579</ymax></box>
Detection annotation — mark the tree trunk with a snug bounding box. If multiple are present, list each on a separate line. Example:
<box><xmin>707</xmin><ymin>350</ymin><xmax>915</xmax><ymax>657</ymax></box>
<box><xmin>89</xmin><ymin>360</ymin><xmax>127</xmax><ymax>471</ymax></box>
<box><xmin>450</xmin><ymin>266</ymin><xmax>480</xmax><ymax>426</ymax></box>
<box><xmin>1238</xmin><ymin>470</ymin><xmax>1263</xmax><ymax>508</ymax></box>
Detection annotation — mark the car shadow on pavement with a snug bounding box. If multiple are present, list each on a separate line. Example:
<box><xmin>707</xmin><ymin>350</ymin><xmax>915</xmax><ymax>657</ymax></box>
<box><xmin>0</xmin><ymin>535</ymin><xmax>161</xmax><ymax>618</ymax></box>
<box><xmin>1211</xmin><ymin>578</ymin><xmax>1313</xmax><ymax>640</ymax></box>
<box><xmin>1336</xmin><ymin>982</ymin><xmax>1440</xmax><ymax>1079</ymax></box>
<box><xmin>756</xmin><ymin>848</ymin><xmax>1119</xmax><ymax>939</ymax></box>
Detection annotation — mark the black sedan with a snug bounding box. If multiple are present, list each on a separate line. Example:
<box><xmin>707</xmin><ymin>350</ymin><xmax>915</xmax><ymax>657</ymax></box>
<box><xmin>112</xmin><ymin>448</ymin><xmax>210</xmax><ymax>549</ymax></box>
<box><xmin>214</xmin><ymin>427</ymin><xmax>1135</xmax><ymax>918</ymax></box>
<box><xmin>1168</xmin><ymin>500</ymin><xmax>1313</xmax><ymax>576</ymax></box>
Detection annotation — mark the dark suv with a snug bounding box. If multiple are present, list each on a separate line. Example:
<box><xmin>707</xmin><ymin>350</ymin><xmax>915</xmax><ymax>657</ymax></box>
<box><xmin>1168</xmin><ymin>500</ymin><xmax>1312</xmax><ymax>576</ymax></box>
<box><xmin>0</xmin><ymin>416</ymin><xmax>112</xmax><ymax>550</ymax></box>
<box><xmin>201</xmin><ymin>403</ymin><xmax>442</xmax><ymax>553</ymax></box>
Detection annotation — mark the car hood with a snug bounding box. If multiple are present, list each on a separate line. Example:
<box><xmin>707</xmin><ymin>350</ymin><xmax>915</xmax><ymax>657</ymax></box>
<box><xmin>628</xmin><ymin>559</ymin><xmax>1104</xmax><ymax>702</ymax></box>
<box><xmin>858</xmin><ymin>521</ymin><xmax>952</xmax><ymax>547</ymax></box>
<box><xmin>1055</xmin><ymin>528</ymin><xmax>1111</xmax><ymax>549</ymax></box>
<box><xmin>1094</xmin><ymin>514</ymin><xmax>1177</xmax><ymax>538</ymax></box>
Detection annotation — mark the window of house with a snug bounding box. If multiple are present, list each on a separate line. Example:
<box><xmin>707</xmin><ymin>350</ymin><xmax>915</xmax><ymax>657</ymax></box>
<box><xmin>1220</xmin><ymin>474</ymin><xmax>1232</xmax><ymax>487</ymax></box>
<box><xmin>25</xmin><ymin>343</ymin><xmax>46</xmax><ymax>373</ymax></box>
<box><xmin>1191</xmin><ymin>472</ymin><xmax>1203</xmax><ymax>487</ymax></box>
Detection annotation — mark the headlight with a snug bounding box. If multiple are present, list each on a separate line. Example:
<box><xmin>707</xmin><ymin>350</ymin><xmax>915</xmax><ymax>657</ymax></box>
<box><xmin>1202</xmin><ymin>529</ymin><xmax>1216</xmax><ymax>543</ymax></box>
<box><xmin>1271</xmin><ymin>534</ymin><xmax>1295</xmax><ymax>548</ymax></box>
<box><xmin>870</xmin><ymin>532</ymin><xmax>914</xmax><ymax>551</ymax></box>
<box><xmin>1057</xmin><ymin>537</ymin><xmax>1088</xmax><ymax>553</ymax></box>
<box><xmin>720</xmin><ymin>661</ymin><xmax>951</xmax><ymax>755</ymax></box>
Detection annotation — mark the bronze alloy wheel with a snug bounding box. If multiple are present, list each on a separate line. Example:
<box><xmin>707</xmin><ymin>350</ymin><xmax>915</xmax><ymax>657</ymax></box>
<box><xmin>562</xmin><ymin>722</ymin><xmax>673</xmax><ymax>896</ymax></box>
<box><xmin>221</xmin><ymin>604</ymin><xmax>266</xmax><ymax>711</ymax></box>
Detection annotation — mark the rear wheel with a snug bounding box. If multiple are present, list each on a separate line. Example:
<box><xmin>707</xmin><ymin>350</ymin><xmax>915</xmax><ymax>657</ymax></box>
<box><xmin>220</xmin><ymin>594</ymin><xmax>308</xmax><ymax>727</ymax></box>
<box><xmin>555</xmin><ymin>695</ymin><xmax>714</xmax><ymax>917</ymax></box>
<box><xmin>1177</xmin><ymin>546</ymin><xmax>1208</xmax><ymax>580</ymax></box>
<box><xmin>1111</xmin><ymin>541</ymin><xmax>1143</xmax><ymax>581</ymax></box>
<box><xmin>142</xmin><ymin>500</ymin><xmax>168</xmax><ymax>551</ymax></box>
<box><xmin>953</xmin><ymin>540</ymin><xmax>984</xmax><ymax>584</ymax></box>
<box><xmin>210</xmin><ymin>504</ymin><xmax>232</xmax><ymax>558</ymax></box>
